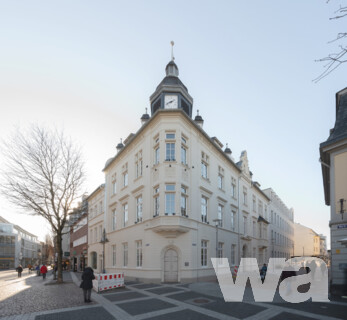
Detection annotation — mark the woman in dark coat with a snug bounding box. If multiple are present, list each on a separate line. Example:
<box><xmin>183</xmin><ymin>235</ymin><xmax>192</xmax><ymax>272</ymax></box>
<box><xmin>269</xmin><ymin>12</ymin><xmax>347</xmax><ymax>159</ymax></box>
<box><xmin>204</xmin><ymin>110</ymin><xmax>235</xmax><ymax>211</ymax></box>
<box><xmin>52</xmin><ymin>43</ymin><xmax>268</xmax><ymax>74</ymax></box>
<box><xmin>80</xmin><ymin>267</ymin><xmax>95</xmax><ymax>303</ymax></box>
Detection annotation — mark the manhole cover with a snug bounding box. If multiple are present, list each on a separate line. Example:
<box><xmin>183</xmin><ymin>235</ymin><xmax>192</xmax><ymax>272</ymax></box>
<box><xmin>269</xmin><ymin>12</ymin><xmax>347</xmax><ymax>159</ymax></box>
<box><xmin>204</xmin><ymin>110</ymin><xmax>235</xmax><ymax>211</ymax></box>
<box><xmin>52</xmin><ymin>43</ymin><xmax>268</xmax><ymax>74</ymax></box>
<box><xmin>193</xmin><ymin>298</ymin><xmax>210</xmax><ymax>304</ymax></box>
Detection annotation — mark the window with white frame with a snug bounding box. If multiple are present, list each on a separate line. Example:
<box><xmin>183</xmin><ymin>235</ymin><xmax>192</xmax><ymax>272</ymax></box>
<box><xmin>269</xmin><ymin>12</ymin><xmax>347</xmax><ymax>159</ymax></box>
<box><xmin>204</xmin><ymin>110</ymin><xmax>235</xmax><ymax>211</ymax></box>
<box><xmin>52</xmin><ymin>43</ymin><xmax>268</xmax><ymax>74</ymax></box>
<box><xmin>136</xmin><ymin>240</ymin><xmax>142</xmax><ymax>267</ymax></box>
<box><xmin>253</xmin><ymin>221</ymin><xmax>256</xmax><ymax>237</ymax></box>
<box><xmin>136</xmin><ymin>196</ymin><xmax>143</xmax><ymax>222</ymax></box>
<box><xmin>243</xmin><ymin>187</ymin><xmax>248</xmax><ymax>205</ymax></box>
<box><xmin>123</xmin><ymin>203</ymin><xmax>128</xmax><ymax>227</ymax></box>
<box><xmin>231</xmin><ymin>244</ymin><xmax>236</xmax><ymax>265</ymax></box>
<box><xmin>252</xmin><ymin>195</ymin><xmax>256</xmax><ymax>212</ymax></box>
<box><xmin>112</xmin><ymin>245</ymin><xmax>116</xmax><ymax>266</ymax></box>
<box><xmin>165</xmin><ymin>184</ymin><xmax>175</xmax><ymax>215</ymax></box>
<box><xmin>122</xmin><ymin>163</ymin><xmax>128</xmax><ymax>187</ymax></box>
<box><xmin>155</xmin><ymin>146</ymin><xmax>160</xmax><ymax>165</ymax></box>
<box><xmin>165</xmin><ymin>133</ymin><xmax>175</xmax><ymax>161</ymax></box>
<box><xmin>154</xmin><ymin>186</ymin><xmax>160</xmax><ymax>216</ymax></box>
<box><xmin>201</xmin><ymin>240</ymin><xmax>208</xmax><ymax>266</ymax></box>
<box><xmin>217</xmin><ymin>204</ymin><xmax>223</xmax><ymax>227</ymax></box>
<box><xmin>112</xmin><ymin>179</ymin><xmax>117</xmax><ymax>195</ymax></box>
<box><xmin>201</xmin><ymin>196</ymin><xmax>208</xmax><ymax>223</ymax></box>
<box><xmin>218</xmin><ymin>166</ymin><xmax>224</xmax><ymax>189</ymax></box>
<box><xmin>123</xmin><ymin>243</ymin><xmax>128</xmax><ymax>267</ymax></box>
<box><xmin>135</xmin><ymin>150</ymin><xmax>143</xmax><ymax>179</ymax></box>
<box><xmin>231</xmin><ymin>210</ymin><xmax>236</xmax><ymax>231</ymax></box>
<box><xmin>231</xmin><ymin>177</ymin><xmax>236</xmax><ymax>198</ymax></box>
<box><xmin>218</xmin><ymin>242</ymin><xmax>223</xmax><ymax>259</ymax></box>
<box><xmin>112</xmin><ymin>209</ymin><xmax>117</xmax><ymax>231</ymax></box>
<box><xmin>243</xmin><ymin>216</ymin><xmax>247</xmax><ymax>235</ymax></box>
<box><xmin>181</xmin><ymin>145</ymin><xmax>187</xmax><ymax>165</ymax></box>
<box><xmin>201</xmin><ymin>152</ymin><xmax>209</xmax><ymax>179</ymax></box>
<box><xmin>180</xmin><ymin>185</ymin><xmax>187</xmax><ymax>216</ymax></box>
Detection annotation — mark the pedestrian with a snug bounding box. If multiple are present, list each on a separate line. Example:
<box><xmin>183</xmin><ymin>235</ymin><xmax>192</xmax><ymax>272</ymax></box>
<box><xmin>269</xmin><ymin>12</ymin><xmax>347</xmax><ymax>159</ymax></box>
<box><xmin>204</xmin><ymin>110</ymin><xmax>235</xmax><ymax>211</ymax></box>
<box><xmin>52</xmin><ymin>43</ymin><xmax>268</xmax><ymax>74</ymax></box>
<box><xmin>16</xmin><ymin>264</ymin><xmax>23</xmax><ymax>278</ymax></box>
<box><xmin>35</xmin><ymin>264</ymin><xmax>40</xmax><ymax>276</ymax></box>
<box><xmin>27</xmin><ymin>264</ymin><xmax>32</xmax><ymax>274</ymax></box>
<box><xmin>80</xmin><ymin>267</ymin><xmax>95</xmax><ymax>303</ymax></box>
<box><xmin>40</xmin><ymin>264</ymin><xmax>48</xmax><ymax>280</ymax></box>
<box><xmin>260</xmin><ymin>263</ymin><xmax>267</xmax><ymax>284</ymax></box>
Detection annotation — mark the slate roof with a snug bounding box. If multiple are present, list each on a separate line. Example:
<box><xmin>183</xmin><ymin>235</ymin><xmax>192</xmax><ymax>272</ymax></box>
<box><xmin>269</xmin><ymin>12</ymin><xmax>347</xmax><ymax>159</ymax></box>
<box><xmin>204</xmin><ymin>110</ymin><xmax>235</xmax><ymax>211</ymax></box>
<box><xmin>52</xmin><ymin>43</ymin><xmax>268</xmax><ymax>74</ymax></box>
<box><xmin>155</xmin><ymin>76</ymin><xmax>188</xmax><ymax>92</ymax></box>
<box><xmin>320</xmin><ymin>87</ymin><xmax>347</xmax><ymax>148</ymax></box>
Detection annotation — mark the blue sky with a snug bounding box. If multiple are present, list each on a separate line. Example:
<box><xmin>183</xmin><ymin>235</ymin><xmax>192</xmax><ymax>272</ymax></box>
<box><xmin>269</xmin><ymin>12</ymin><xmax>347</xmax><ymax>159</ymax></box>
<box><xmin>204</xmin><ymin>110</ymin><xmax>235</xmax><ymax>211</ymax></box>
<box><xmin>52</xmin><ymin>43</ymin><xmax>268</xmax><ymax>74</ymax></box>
<box><xmin>0</xmin><ymin>1</ymin><xmax>345</xmax><ymax>246</ymax></box>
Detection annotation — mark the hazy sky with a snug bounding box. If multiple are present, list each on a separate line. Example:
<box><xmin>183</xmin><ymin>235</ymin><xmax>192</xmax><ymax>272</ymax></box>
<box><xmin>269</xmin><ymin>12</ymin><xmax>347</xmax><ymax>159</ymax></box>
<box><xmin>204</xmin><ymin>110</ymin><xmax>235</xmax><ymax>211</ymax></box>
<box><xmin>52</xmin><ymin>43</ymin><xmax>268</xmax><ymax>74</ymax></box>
<box><xmin>0</xmin><ymin>1</ymin><xmax>345</xmax><ymax>247</ymax></box>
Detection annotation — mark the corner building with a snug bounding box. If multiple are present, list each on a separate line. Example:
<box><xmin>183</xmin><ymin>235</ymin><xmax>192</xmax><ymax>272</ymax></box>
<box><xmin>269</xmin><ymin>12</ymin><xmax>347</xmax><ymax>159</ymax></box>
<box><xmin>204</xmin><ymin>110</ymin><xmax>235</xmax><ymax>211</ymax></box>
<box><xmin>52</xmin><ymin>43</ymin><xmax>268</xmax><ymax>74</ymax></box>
<box><xmin>101</xmin><ymin>60</ymin><xmax>271</xmax><ymax>283</ymax></box>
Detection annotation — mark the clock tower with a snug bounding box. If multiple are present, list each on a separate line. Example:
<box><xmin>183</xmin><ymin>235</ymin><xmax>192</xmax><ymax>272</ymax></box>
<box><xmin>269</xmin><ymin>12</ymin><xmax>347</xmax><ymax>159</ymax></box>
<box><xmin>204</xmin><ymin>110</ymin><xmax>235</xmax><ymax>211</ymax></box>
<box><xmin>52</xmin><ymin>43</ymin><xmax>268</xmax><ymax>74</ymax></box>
<box><xmin>149</xmin><ymin>59</ymin><xmax>193</xmax><ymax>118</ymax></box>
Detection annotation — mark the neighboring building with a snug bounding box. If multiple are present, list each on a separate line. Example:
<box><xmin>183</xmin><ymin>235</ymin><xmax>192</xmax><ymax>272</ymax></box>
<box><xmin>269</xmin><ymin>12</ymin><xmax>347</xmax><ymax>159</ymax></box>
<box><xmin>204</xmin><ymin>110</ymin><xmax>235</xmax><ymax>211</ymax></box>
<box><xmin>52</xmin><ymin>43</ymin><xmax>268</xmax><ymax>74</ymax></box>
<box><xmin>87</xmin><ymin>184</ymin><xmax>105</xmax><ymax>273</ymax></box>
<box><xmin>320</xmin><ymin>87</ymin><xmax>347</xmax><ymax>295</ymax></box>
<box><xmin>319</xmin><ymin>234</ymin><xmax>328</xmax><ymax>259</ymax></box>
<box><xmin>0</xmin><ymin>216</ymin><xmax>40</xmax><ymax>269</ymax></box>
<box><xmin>293</xmin><ymin>223</ymin><xmax>321</xmax><ymax>257</ymax></box>
<box><xmin>69</xmin><ymin>196</ymin><xmax>88</xmax><ymax>271</ymax></box>
<box><xmin>95</xmin><ymin>59</ymin><xmax>274</xmax><ymax>283</ymax></box>
<box><xmin>263</xmin><ymin>188</ymin><xmax>294</xmax><ymax>259</ymax></box>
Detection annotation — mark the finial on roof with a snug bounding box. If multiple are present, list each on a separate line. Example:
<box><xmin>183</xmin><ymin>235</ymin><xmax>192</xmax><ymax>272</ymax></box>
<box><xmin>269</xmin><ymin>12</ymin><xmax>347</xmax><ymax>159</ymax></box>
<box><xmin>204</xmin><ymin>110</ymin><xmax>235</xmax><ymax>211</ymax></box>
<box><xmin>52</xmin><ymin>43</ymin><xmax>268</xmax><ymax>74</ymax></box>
<box><xmin>171</xmin><ymin>41</ymin><xmax>175</xmax><ymax>61</ymax></box>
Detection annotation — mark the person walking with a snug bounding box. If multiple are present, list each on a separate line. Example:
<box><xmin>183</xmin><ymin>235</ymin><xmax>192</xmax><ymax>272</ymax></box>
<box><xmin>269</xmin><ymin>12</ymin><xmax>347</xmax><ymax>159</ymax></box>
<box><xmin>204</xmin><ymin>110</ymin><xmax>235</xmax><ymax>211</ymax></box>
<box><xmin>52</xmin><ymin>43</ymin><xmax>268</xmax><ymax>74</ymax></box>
<box><xmin>40</xmin><ymin>264</ymin><xmax>48</xmax><ymax>280</ymax></box>
<box><xmin>260</xmin><ymin>263</ymin><xmax>267</xmax><ymax>284</ymax></box>
<box><xmin>27</xmin><ymin>264</ymin><xmax>32</xmax><ymax>274</ymax></box>
<box><xmin>80</xmin><ymin>267</ymin><xmax>95</xmax><ymax>303</ymax></box>
<box><xmin>16</xmin><ymin>265</ymin><xmax>23</xmax><ymax>278</ymax></box>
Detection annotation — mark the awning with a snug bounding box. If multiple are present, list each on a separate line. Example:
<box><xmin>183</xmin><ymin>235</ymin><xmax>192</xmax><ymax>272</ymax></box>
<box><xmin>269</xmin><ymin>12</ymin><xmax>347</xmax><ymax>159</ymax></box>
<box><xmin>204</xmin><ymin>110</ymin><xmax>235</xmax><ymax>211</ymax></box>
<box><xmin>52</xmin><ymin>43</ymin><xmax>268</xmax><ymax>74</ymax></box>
<box><xmin>337</xmin><ymin>238</ymin><xmax>347</xmax><ymax>246</ymax></box>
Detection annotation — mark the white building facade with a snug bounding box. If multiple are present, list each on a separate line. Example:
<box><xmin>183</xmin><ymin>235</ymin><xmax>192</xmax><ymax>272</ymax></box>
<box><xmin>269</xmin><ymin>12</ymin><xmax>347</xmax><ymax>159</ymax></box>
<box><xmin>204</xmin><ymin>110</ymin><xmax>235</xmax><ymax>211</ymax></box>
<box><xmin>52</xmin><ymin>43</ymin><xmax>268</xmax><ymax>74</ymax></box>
<box><xmin>263</xmin><ymin>188</ymin><xmax>294</xmax><ymax>259</ymax></box>
<box><xmin>89</xmin><ymin>60</ymin><xmax>277</xmax><ymax>283</ymax></box>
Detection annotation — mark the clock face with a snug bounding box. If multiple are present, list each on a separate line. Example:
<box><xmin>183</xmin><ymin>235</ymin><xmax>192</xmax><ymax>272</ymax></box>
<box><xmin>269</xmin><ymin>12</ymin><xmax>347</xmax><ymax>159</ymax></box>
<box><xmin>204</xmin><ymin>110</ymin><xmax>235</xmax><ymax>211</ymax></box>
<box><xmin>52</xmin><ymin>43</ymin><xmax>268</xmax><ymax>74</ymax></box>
<box><xmin>164</xmin><ymin>95</ymin><xmax>178</xmax><ymax>109</ymax></box>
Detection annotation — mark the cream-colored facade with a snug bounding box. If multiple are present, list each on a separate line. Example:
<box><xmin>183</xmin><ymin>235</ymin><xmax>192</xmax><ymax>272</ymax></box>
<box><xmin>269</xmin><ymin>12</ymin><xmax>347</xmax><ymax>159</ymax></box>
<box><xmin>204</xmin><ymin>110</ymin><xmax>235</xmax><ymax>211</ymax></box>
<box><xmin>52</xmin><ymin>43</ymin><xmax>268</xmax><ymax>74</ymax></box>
<box><xmin>320</xmin><ymin>87</ymin><xmax>347</xmax><ymax>294</ymax></box>
<box><xmin>85</xmin><ymin>60</ymin><xmax>299</xmax><ymax>283</ymax></box>
<box><xmin>87</xmin><ymin>184</ymin><xmax>105</xmax><ymax>273</ymax></box>
<box><xmin>263</xmin><ymin>188</ymin><xmax>294</xmax><ymax>259</ymax></box>
<box><xmin>293</xmin><ymin>223</ymin><xmax>321</xmax><ymax>257</ymax></box>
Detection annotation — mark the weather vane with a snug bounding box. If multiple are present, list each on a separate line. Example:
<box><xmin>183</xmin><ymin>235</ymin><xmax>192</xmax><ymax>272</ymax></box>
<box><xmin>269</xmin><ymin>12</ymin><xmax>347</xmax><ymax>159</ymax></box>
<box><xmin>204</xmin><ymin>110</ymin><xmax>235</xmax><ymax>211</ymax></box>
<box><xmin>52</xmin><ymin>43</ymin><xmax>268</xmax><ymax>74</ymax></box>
<box><xmin>171</xmin><ymin>41</ymin><xmax>175</xmax><ymax>61</ymax></box>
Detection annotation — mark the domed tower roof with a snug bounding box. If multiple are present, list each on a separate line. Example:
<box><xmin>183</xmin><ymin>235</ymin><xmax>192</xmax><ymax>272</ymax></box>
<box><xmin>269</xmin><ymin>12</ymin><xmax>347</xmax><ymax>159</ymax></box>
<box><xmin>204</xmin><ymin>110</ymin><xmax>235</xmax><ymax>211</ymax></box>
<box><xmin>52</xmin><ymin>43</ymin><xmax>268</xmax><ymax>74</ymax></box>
<box><xmin>149</xmin><ymin>42</ymin><xmax>193</xmax><ymax>118</ymax></box>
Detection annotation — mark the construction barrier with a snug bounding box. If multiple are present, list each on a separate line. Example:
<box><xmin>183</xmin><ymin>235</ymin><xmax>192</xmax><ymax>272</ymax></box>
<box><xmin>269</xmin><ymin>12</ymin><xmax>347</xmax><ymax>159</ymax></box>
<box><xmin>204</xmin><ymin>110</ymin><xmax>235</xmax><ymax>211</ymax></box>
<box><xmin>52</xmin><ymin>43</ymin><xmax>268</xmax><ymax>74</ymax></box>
<box><xmin>232</xmin><ymin>265</ymin><xmax>239</xmax><ymax>278</ymax></box>
<box><xmin>93</xmin><ymin>272</ymin><xmax>125</xmax><ymax>292</ymax></box>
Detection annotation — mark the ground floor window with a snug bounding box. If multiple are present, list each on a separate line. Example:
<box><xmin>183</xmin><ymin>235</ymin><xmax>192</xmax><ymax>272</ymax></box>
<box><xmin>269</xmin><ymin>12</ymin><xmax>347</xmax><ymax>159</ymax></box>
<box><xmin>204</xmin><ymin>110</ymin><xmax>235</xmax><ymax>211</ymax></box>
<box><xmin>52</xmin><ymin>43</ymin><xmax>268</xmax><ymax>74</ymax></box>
<box><xmin>201</xmin><ymin>240</ymin><xmax>208</xmax><ymax>266</ymax></box>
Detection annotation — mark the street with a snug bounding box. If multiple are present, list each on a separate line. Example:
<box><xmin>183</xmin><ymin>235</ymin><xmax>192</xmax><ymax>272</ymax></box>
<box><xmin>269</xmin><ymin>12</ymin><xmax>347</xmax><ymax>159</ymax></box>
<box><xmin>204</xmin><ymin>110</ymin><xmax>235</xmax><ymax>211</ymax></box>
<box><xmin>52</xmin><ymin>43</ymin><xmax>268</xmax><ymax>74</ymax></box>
<box><xmin>1</xmin><ymin>269</ymin><xmax>347</xmax><ymax>319</ymax></box>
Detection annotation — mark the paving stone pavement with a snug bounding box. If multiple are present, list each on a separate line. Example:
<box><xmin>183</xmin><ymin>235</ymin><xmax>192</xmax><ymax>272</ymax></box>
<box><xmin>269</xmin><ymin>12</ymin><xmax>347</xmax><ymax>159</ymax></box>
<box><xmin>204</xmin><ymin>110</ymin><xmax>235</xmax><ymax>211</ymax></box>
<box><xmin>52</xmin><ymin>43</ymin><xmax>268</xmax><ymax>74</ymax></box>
<box><xmin>1</xmin><ymin>270</ymin><xmax>347</xmax><ymax>320</ymax></box>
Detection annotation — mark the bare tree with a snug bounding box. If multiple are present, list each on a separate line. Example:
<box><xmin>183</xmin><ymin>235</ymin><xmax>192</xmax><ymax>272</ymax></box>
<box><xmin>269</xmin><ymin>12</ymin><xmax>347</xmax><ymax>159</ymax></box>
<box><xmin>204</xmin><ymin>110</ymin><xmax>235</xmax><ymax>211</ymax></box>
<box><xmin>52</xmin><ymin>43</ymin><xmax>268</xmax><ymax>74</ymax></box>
<box><xmin>1</xmin><ymin>125</ymin><xmax>85</xmax><ymax>283</ymax></box>
<box><xmin>314</xmin><ymin>1</ymin><xmax>347</xmax><ymax>82</ymax></box>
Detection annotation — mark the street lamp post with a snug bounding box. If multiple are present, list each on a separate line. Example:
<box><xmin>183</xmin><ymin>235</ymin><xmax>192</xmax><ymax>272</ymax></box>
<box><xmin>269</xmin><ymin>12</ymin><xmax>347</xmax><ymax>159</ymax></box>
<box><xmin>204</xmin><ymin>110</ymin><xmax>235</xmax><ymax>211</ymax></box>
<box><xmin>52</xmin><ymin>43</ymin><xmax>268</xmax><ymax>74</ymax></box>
<box><xmin>100</xmin><ymin>228</ymin><xmax>109</xmax><ymax>274</ymax></box>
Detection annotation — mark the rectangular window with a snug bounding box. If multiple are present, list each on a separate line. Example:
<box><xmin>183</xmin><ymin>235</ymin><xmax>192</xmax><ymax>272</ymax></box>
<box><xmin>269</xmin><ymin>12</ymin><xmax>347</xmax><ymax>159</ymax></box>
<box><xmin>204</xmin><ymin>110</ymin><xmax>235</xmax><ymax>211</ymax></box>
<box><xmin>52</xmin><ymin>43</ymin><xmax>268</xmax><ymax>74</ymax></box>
<box><xmin>112</xmin><ymin>245</ymin><xmax>116</xmax><ymax>266</ymax></box>
<box><xmin>123</xmin><ymin>172</ymin><xmax>128</xmax><ymax>187</ymax></box>
<box><xmin>231</xmin><ymin>177</ymin><xmax>236</xmax><ymax>198</ymax></box>
<box><xmin>135</xmin><ymin>151</ymin><xmax>143</xmax><ymax>179</ymax></box>
<box><xmin>231</xmin><ymin>210</ymin><xmax>236</xmax><ymax>231</ymax></box>
<box><xmin>252</xmin><ymin>195</ymin><xmax>256</xmax><ymax>212</ymax></box>
<box><xmin>201</xmin><ymin>240</ymin><xmax>207</xmax><ymax>266</ymax></box>
<box><xmin>253</xmin><ymin>221</ymin><xmax>256</xmax><ymax>237</ymax></box>
<box><xmin>123</xmin><ymin>243</ymin><xmax>128</xmax><ymax>267</ymax></box>
<box><xmin>166</xmin><ymin>133</ymin><xmax>175</xmax><ymax>139</ymax></box>
<box><xmin>136</xmin><ymin>240</ymin><xmax>142</xmax><ymax>267</ymax></box>
<box><xmin>155</xmin><ymin>147</ymin><xmax>160</xmax><ymax>165</ymax></box>
<box><xmin>136</xmin><ymin>196</ymin><xmax>143</xmax><ymax>222</ymax></box>
<box><xmin>181</xmin><ymin>145</ymin><xmax>187</xmax><ymax>165</ymax></box>
<box><xmin>243</xmin><ymin>216</ymin><xmax>247</xmax><ymax>236</ymax></box>
<box><xmin>201</xmin><ymin>152</ymin><xmax>209</xmax><ymax>179</ymax></box>
<box><xmin>165</xmin><ymin>184</ymin><xmax>175</xmax><ymax>215</ymax></box>
<box><xmin>181</xmin><ymin>186</ymin><xmax>187</xmax><ymax>216</ymax></box>
<box><xmin>201</xmin><ymin>196</ymin><xmax>208</xmax><ymax>223</ymax></box>
<box><xmin>218</xmin><ymin>166</ymin><xmax>224</xmax><ymax>189</ymax></box>
<box><xmin>166</xmin><ymin>143</ymin><xmax>175</xmax><ymax>161</ymax></box>
<box><xmin>217</xmin><ymin>204</ymin><xmax>223</xmax><ymax>227</ymax></box>
<box><xmin>154</xmin><ymin>186</ymin><xmax>160</xmax><ymax>216</ymax></box>
<box><xmin>218</xmin><ymin>242</ymin><xmax>223</xmax><ymax>259</ymax></box>
<box><xmin>181</xmin><ymin>136</ymin><xmax>187</xmax><ymax>144</ymax></box>
<box><xmin>243</xmin><ymin>187</ymin><xmax>247</xmax><ymax>205</ymax></box>
<box><xmin>112</xmin><ymin>180</ymin><xmax>117</xmax><ymax>195</ymax></box>
<box><xmin>112</xmin><ymin>209</ymin><xmax>117</xmax><ymax>231</ymax></box>
<box><xmin>231</xmin><ymin>245</ymin><xmax>236</xmax><ymax>265</ymax></box>
<box><xmin>123</xmin><ymin>204</ymin><xmax>128</xmax><ymax>227</ymax></box>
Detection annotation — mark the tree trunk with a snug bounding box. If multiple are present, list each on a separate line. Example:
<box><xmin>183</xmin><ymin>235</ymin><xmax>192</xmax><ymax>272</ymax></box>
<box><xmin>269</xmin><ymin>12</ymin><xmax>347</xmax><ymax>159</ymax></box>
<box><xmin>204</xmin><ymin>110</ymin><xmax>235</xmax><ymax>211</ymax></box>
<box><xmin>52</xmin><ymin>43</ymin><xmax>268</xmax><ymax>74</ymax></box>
<box><xmin>56</xmin><ymin>232</ymin><xmax>63</xmax><ymax>283</ymax></box>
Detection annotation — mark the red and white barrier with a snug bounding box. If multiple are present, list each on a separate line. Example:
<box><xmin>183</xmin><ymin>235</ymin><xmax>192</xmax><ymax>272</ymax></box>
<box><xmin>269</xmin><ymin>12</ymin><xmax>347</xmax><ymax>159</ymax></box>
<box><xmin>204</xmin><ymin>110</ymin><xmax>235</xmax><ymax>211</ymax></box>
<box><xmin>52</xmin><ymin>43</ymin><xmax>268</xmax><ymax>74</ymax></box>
<box><xmin>232</xmin><ymin>265</ymin><xmax>239</xmax><ymax>277</ymax></box>
<box><xmin>93</xmin><ymin>273</ymin><xmax>125</xmax><ymax>292</ymax></box>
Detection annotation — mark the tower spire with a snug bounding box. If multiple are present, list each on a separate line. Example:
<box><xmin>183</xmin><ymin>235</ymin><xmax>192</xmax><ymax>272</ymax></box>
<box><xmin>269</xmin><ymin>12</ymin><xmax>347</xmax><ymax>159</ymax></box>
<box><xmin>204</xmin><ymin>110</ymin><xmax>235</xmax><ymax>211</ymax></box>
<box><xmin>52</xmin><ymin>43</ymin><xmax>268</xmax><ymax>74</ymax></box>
<box><xmin>171</xmin><ymin>41</ymin><xmax>175</xmax><ymax>61</ymax></box>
